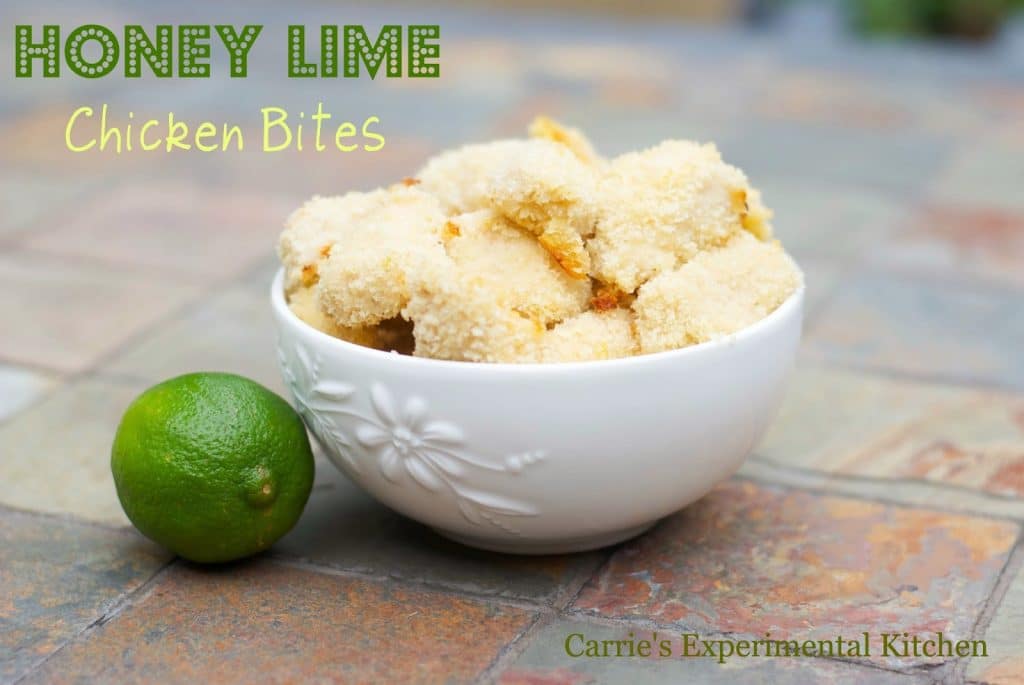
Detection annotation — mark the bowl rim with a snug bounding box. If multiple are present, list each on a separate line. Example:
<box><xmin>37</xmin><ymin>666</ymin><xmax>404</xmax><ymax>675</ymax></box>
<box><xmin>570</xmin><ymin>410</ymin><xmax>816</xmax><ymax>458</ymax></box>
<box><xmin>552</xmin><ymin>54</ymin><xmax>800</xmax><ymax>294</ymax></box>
<box><xmin>271</xmin><ymin>266</ymin><xmax>804</xmax><ymax>374</ymax></box>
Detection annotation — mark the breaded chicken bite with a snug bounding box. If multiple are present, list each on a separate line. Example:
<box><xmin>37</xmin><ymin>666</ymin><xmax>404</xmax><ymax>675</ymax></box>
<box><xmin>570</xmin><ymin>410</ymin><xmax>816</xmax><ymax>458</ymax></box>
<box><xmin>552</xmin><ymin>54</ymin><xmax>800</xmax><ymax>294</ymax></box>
<box><xmin>540</xmin><ymin>309</ymin><xmax>637</xmax><ymax>362</ymax></box>
<box><xmin>416</xmin><ymin>140</ymin><xmax>529</xmax><ymax>214</ymax></box>
<box><xmin>313</xmin><ymin>186</ymin><xmax>449</xmax><ymax>328</ymax></box>
<box><xmin>417</xmin><ymin>117</ymin><xmax>602</xmax><ymax>216</ymax></box>
<box><xmin>404</xmin><ymin>271</ymin><xmax>545</xmax><ymax>363</ymax></box>
<box><xmin>278</xmin><ymin>191</ymin><xmax>391</xmax><ymax>295</ymax></box>
<box><xmin>633</xmin><ymin>231</ymin><xmax>801</xmax><ymax>353</ymax></box>
<box><xmin>286</xmin><ymin>286</ymin><xmax>379</xmax><ymax>348</ymax></box>
<box><xmin>528</xmin><ymin>115</ymin><xmax>600</xmax><ymax>165</ymax></box>
<box><xmin>590</xmin><ymin>140</ymin><xmax>775</xmax><ymax>293</ymax></box>
<box><xmin>485</xmin><ymin>139</ymin><xmax>598</xmax><ymax>279</ymax></box>
<box><xmin>281</xmin><ymin>117</ymin><xmax>796</xmax><ymax>363</ymax></box>
<box><xmin>443</xmin><ymin>210</ymin><xmax>590</xmax><ymax>325</ymax></box>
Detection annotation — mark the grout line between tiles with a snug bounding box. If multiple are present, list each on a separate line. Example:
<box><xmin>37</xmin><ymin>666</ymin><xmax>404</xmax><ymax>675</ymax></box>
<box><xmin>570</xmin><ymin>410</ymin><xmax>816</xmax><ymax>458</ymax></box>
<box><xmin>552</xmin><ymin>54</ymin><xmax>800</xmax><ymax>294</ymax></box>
<box><xmin>795</xmin><ymin>355</ymin><xmax>1024</xmax><ymax>396</ymax></box>
<box><xmin>752</xmin><ymin>450</ymin><xmax>1024</xmax><ymax>508</ymax></box>
<box><xmin>267</xmin><ymin>555</ymin><xmax>557</xmax><ymax>615</ymax></box>
<box><xmin>0</xmin><ymin>357</ymin><xmax>66</xmax><ymax>379</ymax></box>
<box><xmin>473</xmin><ymin>611</ymin><xmax>554</xmax><ymax>685</ymax></box>
<box><xmin>955</xmin><ymin>529</ymin><xmax>1024</xmax><ymax>684</ymax></box>
<box><xmin>11</xmin><ymin>558</ymin><xmax>179</xmax><ymax>685</ymax></box>
<box><xmin>0</xmin><ymin>502</ymin><xmax>130</xmax><ymax>533</ymax></box>
<box><xmin>741</xmin><ymin>458</ymin><xmax>1024</xmax><ymax>523</ymax></box>
<box><xmin>0</xmin><ymin>175</ymin><xmax>115</xmax><ymax>252</ymax></box>
<box><xmin>549</xmin><ymin>553</ymin><xmax>610</xmax><ymax>612</ymax></box>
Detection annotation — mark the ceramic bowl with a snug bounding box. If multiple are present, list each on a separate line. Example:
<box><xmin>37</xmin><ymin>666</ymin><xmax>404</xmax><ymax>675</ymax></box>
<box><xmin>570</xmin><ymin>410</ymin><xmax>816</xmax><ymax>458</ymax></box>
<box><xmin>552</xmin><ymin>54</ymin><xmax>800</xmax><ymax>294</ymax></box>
<box><xmin>271</xmin><ymin>269</ymin><xmax>803</xmax><ymax>554</ymax></box>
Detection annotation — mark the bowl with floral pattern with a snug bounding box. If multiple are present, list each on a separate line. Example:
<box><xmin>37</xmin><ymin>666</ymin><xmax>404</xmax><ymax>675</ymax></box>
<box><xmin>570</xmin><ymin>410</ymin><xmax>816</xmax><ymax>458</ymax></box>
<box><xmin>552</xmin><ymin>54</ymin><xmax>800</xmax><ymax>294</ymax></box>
<box><xmin>271</xmin><ymin>269</ymin><xmax>803</xmax><ymax>554</ymax></box>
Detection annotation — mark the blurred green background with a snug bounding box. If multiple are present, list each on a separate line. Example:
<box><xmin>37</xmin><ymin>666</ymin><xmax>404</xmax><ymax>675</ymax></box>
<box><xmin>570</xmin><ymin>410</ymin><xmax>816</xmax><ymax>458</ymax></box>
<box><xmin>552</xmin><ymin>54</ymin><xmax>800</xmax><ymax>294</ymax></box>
<box><xmin>465</xmin><ymin>0</ymin><xmax>1024</xmax><ymax>40</ymax></box>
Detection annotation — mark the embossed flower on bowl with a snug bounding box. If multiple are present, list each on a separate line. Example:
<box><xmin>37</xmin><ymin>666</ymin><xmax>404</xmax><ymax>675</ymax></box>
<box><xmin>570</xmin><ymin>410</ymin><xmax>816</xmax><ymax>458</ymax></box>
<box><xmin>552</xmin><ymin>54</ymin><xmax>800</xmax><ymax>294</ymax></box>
<box><xmin>278</xmin><ymin>339</ymin><xmax>543</xmax><ymax>535</ymax></box>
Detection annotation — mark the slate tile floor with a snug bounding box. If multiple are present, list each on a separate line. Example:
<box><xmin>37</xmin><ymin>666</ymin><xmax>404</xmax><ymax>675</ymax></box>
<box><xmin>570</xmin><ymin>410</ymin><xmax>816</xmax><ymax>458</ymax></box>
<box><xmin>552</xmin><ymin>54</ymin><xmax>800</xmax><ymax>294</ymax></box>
<box><xmin>1</xmin><ymin>1</ymin><xmax>1022</xmax><ymax>683</ymax></box>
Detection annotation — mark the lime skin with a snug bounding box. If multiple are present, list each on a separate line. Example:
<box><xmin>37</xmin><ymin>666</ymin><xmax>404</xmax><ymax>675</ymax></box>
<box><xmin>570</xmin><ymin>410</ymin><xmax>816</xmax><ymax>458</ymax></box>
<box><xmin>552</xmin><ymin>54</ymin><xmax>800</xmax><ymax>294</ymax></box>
<box><xmin>111</xmin><ymin>372</ymin><xmax>314</xmax><ymax>563</ymax></box>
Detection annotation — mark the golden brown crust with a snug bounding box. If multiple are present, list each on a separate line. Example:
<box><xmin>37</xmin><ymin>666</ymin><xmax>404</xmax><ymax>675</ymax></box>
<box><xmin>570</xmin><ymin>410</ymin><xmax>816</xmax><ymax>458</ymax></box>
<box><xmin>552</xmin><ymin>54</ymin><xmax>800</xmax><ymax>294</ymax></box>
<box><xmin>442</xmin><ymin>220</ymin><xmax>461</xmax><ymax>240</ymax></box>
<box><xmin>590</xmin><ymin>282</ymin><xmax>626</xmax><ymax>312</ymax></box>
<box><xmin>300</xmin><ymin>264</ymin><xmax>319</xmax><ymax>288</ymax></box>
<box><xmin>528</xmin><ymin>115</ymin><xmax>601</xmax><ymax>165</ymax></box>
<box><xmin>538</xmin><ymin>229</ymin><xmax>589</xmax><ymax>279</ymax></box>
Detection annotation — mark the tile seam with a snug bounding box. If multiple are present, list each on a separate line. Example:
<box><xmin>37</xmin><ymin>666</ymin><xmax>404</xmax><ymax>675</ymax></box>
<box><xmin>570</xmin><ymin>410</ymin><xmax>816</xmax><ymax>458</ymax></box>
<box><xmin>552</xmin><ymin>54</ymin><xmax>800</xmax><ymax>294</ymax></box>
<box><xmin>472</xmin><ymin>611</ymin><xmax>554</xmax><ymax>685</ymax></box>
<box><xmin>268</xmin><ymin>555</ymin><xmax>558</xmax><ymax>615</ymax></box>
<box><xmin>742</xmin><ymin>459</ymin><xmax>1024</xmax><ymax>522</ymax></box>
<box><xmin>955</xmin><ymin>528</ymin><xmax>1024</xmax><ymax>683</ymax></box>
<box><xmin>10</xmin><ymin>558</ymin><xmax>179</xmax><ymax>685</ymax></box>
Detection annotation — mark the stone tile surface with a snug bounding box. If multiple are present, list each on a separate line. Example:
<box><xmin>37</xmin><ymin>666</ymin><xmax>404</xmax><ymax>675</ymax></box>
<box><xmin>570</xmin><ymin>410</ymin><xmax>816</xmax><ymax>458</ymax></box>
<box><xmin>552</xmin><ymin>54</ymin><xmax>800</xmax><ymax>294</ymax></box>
<box><xmin>0</xmin><ymin>172</ymin><xmax>94</xmax><ymax>239</ymax></box>
<box><xmin>753</xmin><ymin>69</ymin><xmax>919</xmax><ymax>133</ymax></box>
<box><xmin>868</xmin><ymin>205</ymin><xmax>1024</xmax><ymax>287</ymax></box>
<box><xmin>757</xmin><ymin>365</ymin><xmax>967</xmax><ymax>472</ymax></box>
<box><xmin>2</xmin><ymin>3</ymin><xmax>1023</xmax><ymax>683</ymax></box>
<box><xmin>275</xmin><ymin>458</ymin><xmax>603</xmax><ymax>603</ymax></box>
<box><xmin>573</xmin><ymin>481</ymin><xmax>1018</xmax><ymax>668</ymax></box>
<box><xmin>834</xmin><ymin>393</ymin><xmax>1024</xmax><ymax>499</ymax></box>
<box><xmin>498</xmin><ymin>619</ymin><xmax>926</xmax><ymax>685</ymax></box>
<box><xmin>0</xmin><ymin>251</ymin><xmax>201</xmax><ymax>373</ymax></box>
<box><xmin>0</xmin><ymin>103</ymin><xmax>157</xmax><ymax>174</ymax></box>
<box><xmin>929</xmin><ymin>139</ymin><xmax>1024</xmax><ymax>213</ymax></box>
<box><xmin>0</xmin><ymin>363</ymin><xmax>55</xmax><ymax>423</ymax></box>
<box><xmin>798</xmin><ymin>259</ymin><xmax>844</xmax><ymax>321</ymax></box>
<box><xmin>753</xmin><ymin>178</ymin><xmax>908</xmax><ymax>262</ymax></box>
<box><xmin>552</xmin><ymin>101</ymin><xmax>742</xmax><ymax>158</ymax></box>
<box><xmin>725</xmin><ymin>120</ymin><xmax>949</xmax><ymax>195</ymax></box>
<box><xmin>804</xmin><ymin>270</ymin><xmax>1024</xmax><ymax>389</ymax></box>
<box><xmin>0</xmin><ymin>376</ymin><xmax>146</xmax><ymax>525</ymax></box>
<box><xmin>23</xmin><ymin>561</ymin><xmax>536</xmax><ymax>685</ymax></box>
<box><xmin>19</xmin><ymin>180</ymin><xmax>294</xmax><ymax>282</ymax></box>
<box><xmin>0</xmin><ymin>508</ymin><xmax>169</xmax><ymax>683</ymax></box>
<box><xmin>968</xmin><ymin>560</ymin><xmax>1024</xmax><ymax>684</ymax></box>
<box><xmin>104</xmin><ymin>283</ymin><xmax>287</xmax><ymax>397</ymax></box>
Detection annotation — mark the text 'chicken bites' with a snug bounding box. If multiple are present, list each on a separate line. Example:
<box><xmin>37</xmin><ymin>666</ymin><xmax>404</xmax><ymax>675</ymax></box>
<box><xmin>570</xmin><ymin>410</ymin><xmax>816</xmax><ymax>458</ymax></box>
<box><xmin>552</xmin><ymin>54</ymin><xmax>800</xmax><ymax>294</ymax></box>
<box><xmin>277</xmin><ymin>117</ymin><xmax>801</xmax><ymax>363</ymax></box>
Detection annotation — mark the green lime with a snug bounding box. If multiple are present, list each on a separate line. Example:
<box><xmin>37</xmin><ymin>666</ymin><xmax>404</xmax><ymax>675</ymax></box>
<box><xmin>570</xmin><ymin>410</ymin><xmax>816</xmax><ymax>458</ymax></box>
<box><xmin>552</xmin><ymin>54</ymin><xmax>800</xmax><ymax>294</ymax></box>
<box><xmin>111</xmin><ymin>372</ymin><xmax>314</xmax><ymax>563</ymax></box>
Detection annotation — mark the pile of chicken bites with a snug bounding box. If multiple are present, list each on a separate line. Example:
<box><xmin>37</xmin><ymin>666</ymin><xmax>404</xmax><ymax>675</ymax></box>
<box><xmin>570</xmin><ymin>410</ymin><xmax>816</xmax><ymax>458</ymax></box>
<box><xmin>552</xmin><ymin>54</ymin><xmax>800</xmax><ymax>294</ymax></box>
<box><xmin>278</xmin><ymin>117</ymin><xmax>802</xmax><ymax>363</ymax></box>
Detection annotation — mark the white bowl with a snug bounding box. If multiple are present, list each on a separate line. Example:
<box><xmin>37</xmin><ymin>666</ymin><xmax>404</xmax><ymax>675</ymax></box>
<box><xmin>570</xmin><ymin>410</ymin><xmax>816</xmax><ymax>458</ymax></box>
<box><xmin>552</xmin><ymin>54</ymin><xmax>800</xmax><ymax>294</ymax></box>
<box><xmin>271</xmin><ymin>269</ymin><xmax>803</xmax><ymax>554</ymax></box>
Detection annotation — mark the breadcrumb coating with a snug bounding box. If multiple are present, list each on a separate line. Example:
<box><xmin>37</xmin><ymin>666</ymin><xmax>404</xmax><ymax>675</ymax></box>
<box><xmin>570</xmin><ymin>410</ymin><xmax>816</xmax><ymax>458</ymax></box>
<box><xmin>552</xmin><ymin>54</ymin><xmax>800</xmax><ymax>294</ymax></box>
<box><xmin>287</xmin><ymin>287</ymin><xmax>379</xmax><ymax>348</ymax></box>
<box><xmin>633</xmin><ymin>232</ymin><xmax>801</xmax><ymax>353</ymax></box>
<box><xmin>540</xmin><ymin>309</ymin><xmax>637</xmax><ymax>362</ymax></box>
<box><xmin>312</xmin><ymin>186</ymin><xmax>449</xmax><ymax>327</ymax></box>
<box><xmin>485</xmin><ymin>139</ymin><xmax>598</xmax><ymax>279</ymax></box>
<box><xmin>590</xmin><ymin>140</ymin><xmax>774</xmax><ymax>293</ymax></box>
<box><xmin>416</xmin><ymin>140</ymin><xmax>530</xmax><ymax>214</ymax></box>
<box><xmin>278</xmin><ymin>191</ymin><xmax>393</xmax><ymax>295</ymax></box>
<box><xmin>443</xmin><ymin>210</ymin><xmax>590</xmax><ymax>325</ymax></box>
<box><xmin>404</xmin><ymin>271</ymin><xmax>546</xmax><ymax>363</ymax></box>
